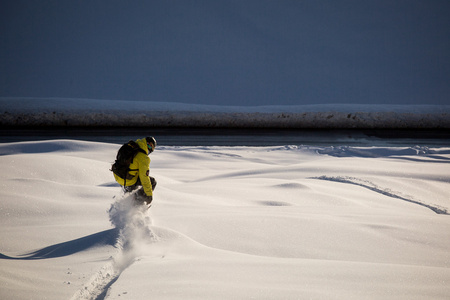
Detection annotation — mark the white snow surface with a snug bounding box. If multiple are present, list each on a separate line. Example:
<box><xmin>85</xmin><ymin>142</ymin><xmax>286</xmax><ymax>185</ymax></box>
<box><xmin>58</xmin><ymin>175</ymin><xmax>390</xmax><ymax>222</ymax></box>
<box><xmin>1</xmin><ymin>97</ymin><xmax>450</xmax><ymax>128</ymax></box>
<box><xmin>1</xmin><ymin>139</ymin><xmax>450</xmax><ymax>299</ymax></box>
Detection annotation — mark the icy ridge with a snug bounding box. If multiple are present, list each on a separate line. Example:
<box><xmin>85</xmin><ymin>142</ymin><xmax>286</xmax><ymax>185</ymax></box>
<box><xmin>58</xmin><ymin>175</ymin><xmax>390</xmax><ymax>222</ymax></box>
<box><xmin>1</xmin><ymin>98</ymin><xmax>449</xmax><ymax>128</ymax></box>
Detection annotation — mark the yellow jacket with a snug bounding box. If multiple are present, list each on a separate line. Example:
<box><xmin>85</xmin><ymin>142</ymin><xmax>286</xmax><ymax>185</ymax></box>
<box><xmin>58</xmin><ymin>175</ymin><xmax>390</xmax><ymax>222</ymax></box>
<box><xmin>113</xmin><ymin>138</ymin><xmax>153</xmax><ymax>196</ymax></box>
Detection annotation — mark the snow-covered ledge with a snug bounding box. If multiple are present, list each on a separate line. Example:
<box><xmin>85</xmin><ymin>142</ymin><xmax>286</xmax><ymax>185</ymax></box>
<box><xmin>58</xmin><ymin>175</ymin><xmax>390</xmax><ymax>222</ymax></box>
<box><xmin>1</xmin><ymin>98</ymin><xmax>449</xmax><ymax>129</ymax></box>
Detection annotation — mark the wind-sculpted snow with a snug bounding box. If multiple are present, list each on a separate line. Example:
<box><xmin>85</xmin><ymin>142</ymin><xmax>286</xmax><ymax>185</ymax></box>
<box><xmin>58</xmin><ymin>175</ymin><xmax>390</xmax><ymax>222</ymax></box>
<box><xmin>315</xmin><ymin>145</ymin><xmax>450</xmax><ymax>158</ymax></box>
<box><xmin>314</xmin><ymin>175</ymin><xmax>448</xmax><ymax>215</ymax></box>
<box><xmin>1</xmin><ymin>98</ymin><xmax>450</xmax><ymax>128</ymax></box>
<box><xmin>1</xmin><ymin>140</ymin><xmax>450</xmax><ymax>299</ymax></box>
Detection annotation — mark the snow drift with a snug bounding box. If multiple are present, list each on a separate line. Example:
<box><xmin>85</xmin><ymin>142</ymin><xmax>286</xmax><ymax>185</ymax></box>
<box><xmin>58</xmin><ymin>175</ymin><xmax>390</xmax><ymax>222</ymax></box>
<box><xmin>1</xmin><ymin>140</ymin><xmax>450</xmax><ymax>299</ymax></box>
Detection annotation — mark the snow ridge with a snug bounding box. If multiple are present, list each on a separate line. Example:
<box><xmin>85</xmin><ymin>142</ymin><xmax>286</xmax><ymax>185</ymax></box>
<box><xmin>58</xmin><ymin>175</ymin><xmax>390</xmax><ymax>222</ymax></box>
<box><xmin>1</xmin><ymin>98</ymin><xmax>449</xmax><ymax>129</ymax></box>
<box><xmin>314</xmin><ymin>176</ymin><xmax>448</xmax><ymax>215</ymax></box>
<box><xmin>70</xmin><ymin>194</ymin><xmax>156</xmax><ymax>300</ymax></box>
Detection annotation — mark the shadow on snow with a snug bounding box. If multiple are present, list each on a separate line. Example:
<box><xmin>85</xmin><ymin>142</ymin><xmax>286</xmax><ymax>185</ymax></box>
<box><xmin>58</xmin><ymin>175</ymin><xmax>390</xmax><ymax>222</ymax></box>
<box><xmin>0</xmin><ymin>228</ymin><xmax>119</xmax><ymax>260</ymax></box>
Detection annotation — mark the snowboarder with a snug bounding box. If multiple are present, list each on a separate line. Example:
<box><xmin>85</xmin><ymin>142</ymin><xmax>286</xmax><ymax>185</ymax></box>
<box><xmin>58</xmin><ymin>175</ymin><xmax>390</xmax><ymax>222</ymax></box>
<box><xmin>112</xmin><ymin>137</ymin><xmax>157</xmax><ymax>205</ymax></box>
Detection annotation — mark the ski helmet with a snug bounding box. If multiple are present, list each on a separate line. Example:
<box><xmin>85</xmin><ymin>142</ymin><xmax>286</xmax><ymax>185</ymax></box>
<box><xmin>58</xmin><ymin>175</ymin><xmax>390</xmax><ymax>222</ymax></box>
<box><xmin>146</xmin><ymin>136</ymin><xmax>156</xmax><ymax>153</ymax></box>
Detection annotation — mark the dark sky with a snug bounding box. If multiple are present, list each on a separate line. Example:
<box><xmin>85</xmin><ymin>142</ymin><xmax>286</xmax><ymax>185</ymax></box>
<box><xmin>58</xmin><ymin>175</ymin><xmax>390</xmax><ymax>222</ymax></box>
<box><xmin>1</xmin><ymin>0</ymin><xmax>449</xmax><ymax>106</ymax></box>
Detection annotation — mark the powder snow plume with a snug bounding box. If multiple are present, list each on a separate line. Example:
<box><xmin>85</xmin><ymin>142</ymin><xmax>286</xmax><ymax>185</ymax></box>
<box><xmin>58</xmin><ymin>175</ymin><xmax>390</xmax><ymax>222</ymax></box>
<box><xmin>71</xmin><ymin>194</ymin><xmax>157</xmax><ymax>300</ymax></box>
<box><xmin>108</xmin><ymin>193</ymin><xmax>158</xmax><ymax>267</ymax></box>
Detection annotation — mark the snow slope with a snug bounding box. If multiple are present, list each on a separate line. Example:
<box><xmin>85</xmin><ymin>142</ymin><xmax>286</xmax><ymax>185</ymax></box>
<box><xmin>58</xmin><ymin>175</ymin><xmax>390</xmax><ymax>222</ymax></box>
<box><xmin>1</xmin><ymin>98</ymin><xmax>450</xmax><ymax>128</ymax></box>
<box><xmin>1</xmin><ymin>140</ymin><xmax>450</xmax><ymax>299</ymax></box>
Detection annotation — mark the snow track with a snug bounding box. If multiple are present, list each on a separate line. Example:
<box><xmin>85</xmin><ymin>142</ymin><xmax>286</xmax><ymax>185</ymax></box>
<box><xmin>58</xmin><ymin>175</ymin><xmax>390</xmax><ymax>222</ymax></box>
<box><xmin>70</xmin><ymin>194</ymin><xmax>157</xmax><ymax>300</ymax></box>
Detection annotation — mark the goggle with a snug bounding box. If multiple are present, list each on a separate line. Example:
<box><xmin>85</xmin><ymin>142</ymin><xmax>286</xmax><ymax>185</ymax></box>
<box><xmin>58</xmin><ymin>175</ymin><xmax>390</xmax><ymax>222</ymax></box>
<box><xmin>147</xmin><ymin>143</ymin><xmax>154</xmax><ymax>153</ymax></box>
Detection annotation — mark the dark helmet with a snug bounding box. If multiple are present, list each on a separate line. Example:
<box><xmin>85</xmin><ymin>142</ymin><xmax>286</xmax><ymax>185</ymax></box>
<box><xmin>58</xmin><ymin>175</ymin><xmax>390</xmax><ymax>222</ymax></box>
<box><xmin>146</xmin><ymin>136</ymin><xmax>156</xmax><ymax>153</ymax></box>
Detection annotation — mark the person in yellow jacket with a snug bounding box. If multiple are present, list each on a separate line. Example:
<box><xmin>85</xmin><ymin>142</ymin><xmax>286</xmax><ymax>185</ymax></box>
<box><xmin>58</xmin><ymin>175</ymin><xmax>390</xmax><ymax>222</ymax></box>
<box><xmin>113</xmin><ymin>137</ymin><xmax>157</xmax><ymax>204</ymax></box>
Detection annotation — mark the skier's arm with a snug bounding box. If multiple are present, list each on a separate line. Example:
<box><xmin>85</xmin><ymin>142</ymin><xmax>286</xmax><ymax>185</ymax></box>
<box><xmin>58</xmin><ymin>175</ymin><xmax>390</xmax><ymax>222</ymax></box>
<box><xmin>138</xmin><ymin>156</ymin><xmax>153</xmax><ymax>197</ymax></box>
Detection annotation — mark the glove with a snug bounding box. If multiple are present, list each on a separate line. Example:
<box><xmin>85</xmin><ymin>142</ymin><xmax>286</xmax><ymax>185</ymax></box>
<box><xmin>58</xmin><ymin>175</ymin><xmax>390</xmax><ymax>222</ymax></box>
<box><xmin>150</xmin><ymin>176</ymin><xmax>157</xmax><ymax>191</ymax></box>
